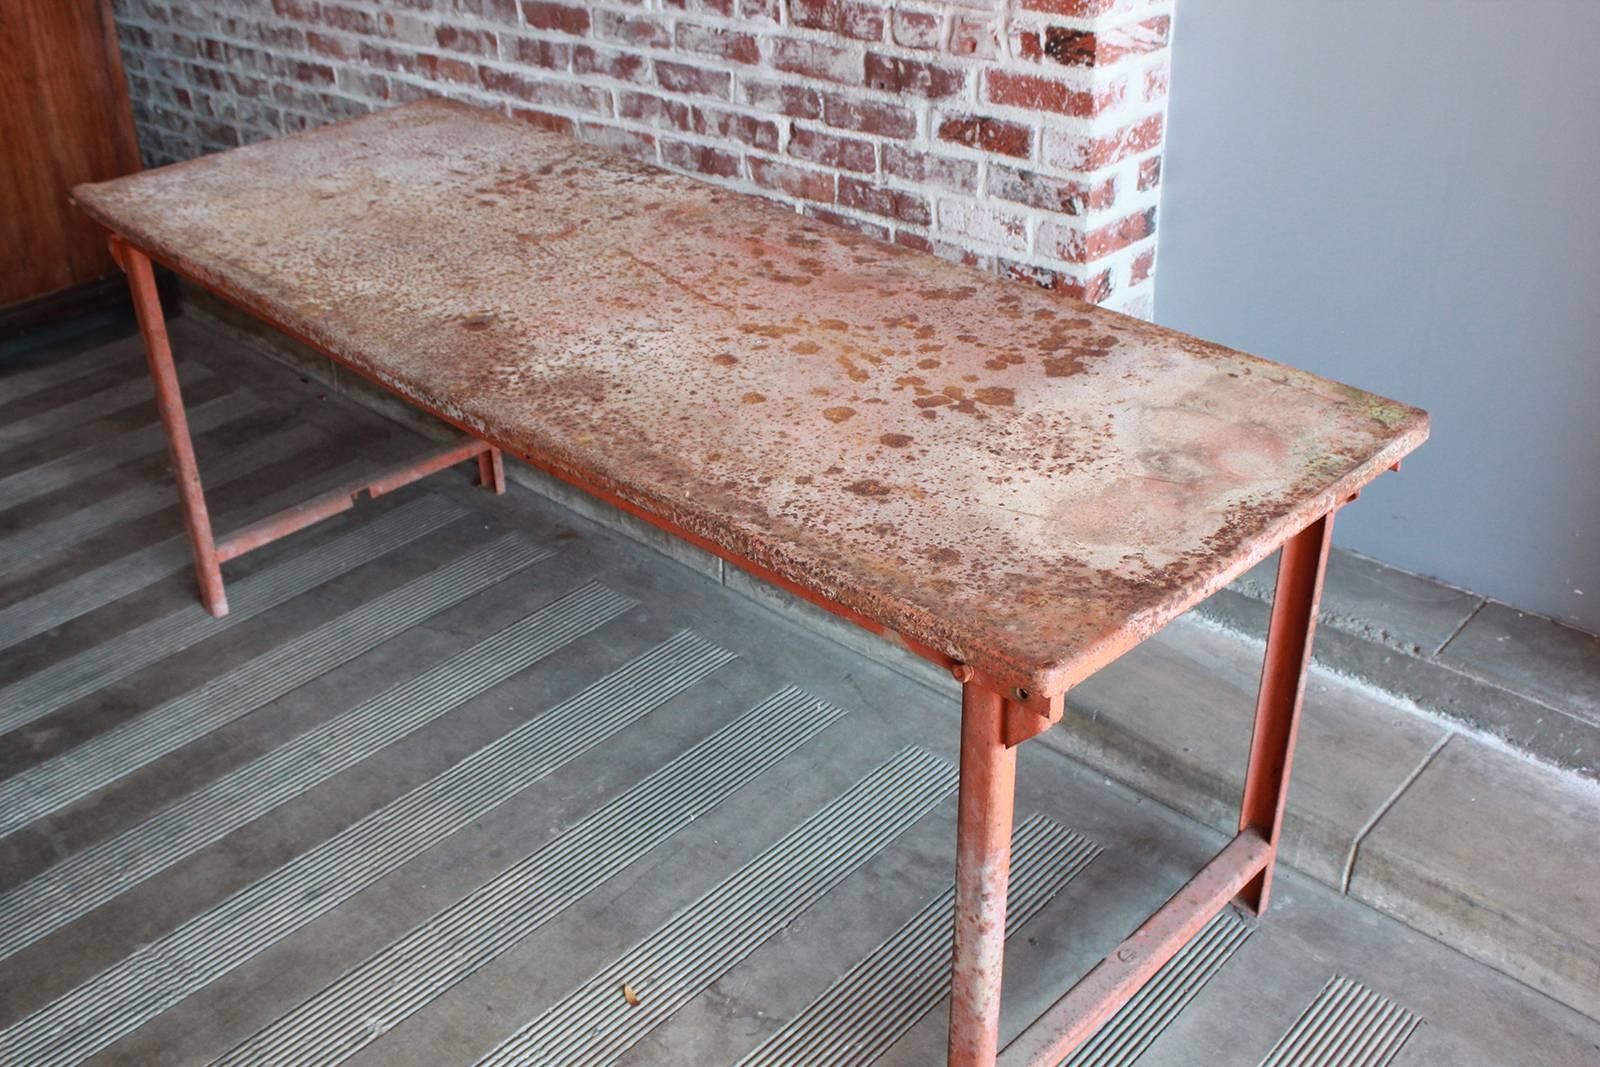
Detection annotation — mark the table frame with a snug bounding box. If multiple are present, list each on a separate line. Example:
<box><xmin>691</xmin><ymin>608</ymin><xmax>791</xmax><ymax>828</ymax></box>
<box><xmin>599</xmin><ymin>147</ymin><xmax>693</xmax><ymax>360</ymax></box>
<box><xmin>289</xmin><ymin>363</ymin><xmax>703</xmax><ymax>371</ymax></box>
<box><xmin>111</xmin><ymin>230</ymin><xmax>1343</xmax><ymax>1066</ymax></box>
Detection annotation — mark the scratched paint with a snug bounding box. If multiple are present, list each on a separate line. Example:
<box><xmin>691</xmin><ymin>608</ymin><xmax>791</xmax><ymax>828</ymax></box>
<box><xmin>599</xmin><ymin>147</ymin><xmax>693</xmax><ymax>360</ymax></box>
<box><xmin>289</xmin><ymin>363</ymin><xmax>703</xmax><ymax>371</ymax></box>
<box><xmin>73</xmin><ymin>100</ymin><xmax>1429</xmax><ymax>699</ymax></box>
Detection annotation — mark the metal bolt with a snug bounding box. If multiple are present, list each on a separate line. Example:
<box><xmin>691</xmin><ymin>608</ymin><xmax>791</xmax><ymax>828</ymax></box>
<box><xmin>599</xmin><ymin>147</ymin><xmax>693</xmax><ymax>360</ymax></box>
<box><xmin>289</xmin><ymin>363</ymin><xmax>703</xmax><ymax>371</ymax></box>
<box><xmin>951</xmin><ymin>663</ymin><xmax>975</xmax><ymax>683</ymax></box>
<box><xmin>1013</xmin><ymin>687</ymin><xmax>1030</xmax><ymax>701</ymax></box>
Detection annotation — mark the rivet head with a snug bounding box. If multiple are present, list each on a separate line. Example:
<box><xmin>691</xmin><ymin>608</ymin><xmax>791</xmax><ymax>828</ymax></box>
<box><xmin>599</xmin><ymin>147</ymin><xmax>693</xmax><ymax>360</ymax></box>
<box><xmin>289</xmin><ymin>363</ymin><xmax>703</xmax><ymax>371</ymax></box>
<box><xmin>951</xmin><ymin>663</ymin><xmax>975</xmax><ymax>683</ymax></box>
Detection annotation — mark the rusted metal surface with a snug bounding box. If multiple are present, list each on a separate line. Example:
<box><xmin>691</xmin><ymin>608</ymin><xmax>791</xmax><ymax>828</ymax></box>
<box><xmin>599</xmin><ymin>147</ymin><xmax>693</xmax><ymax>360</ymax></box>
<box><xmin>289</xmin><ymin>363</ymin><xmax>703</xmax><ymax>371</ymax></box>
<box><xmin>214</xmin><ymin>437</ymin><xmax>490</xmax><ymax>563</ymax></box>
<box><xmin>117</xmin><ymin>238</ymin><xmax>228</xmax><ymax>617</ymax></box>
<box><xmin>998</xmin><ymin>829</ymin><xmax>1273</xmax><ymax>1066</ymax></box>
<box><xmin>1237</xmin><ymin>511</ymin><xmax>1335</xmax><ymax>913</ymax></box>
<box><xmin>950</xmin><ymin>682</ymin><xmax>1019</xmax><ymax>1067</ymax></box>
<box><xmin>73</xmin><ymin>99</ymin><xmax>1428</xmax><ymax>701</ymax></box>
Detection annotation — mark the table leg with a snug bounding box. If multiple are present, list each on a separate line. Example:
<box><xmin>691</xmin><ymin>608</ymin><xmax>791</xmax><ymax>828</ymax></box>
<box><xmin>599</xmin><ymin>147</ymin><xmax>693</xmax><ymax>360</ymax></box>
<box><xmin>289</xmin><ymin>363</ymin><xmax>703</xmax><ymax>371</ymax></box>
<box><xmin>115</xmin><ymin>238</ymin><xmax>228</xmax><ymax>617</ymax></box>
<box><xmin>1236</xmin><ymin>511</ymin><xmax>1334</xmax><ymax>914</ymax></box>
<box><xmin>478</xmin><ymin>446</ymin><xmax>506</xmax><ymax>494</ymax></box>
<box><xmin>949</xmin><ymin>681</ymin><xmax>1019</xmax><ymax>1067</ymax></box>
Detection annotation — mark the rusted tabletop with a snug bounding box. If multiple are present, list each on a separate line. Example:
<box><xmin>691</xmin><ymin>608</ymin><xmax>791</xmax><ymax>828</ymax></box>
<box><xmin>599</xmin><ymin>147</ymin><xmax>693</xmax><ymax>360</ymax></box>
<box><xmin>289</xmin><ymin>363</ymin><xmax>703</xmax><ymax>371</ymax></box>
<box><xmin>73</xmin><ymin>100</ymin><xmax>1427</xmax><ymax>701</ymax></box>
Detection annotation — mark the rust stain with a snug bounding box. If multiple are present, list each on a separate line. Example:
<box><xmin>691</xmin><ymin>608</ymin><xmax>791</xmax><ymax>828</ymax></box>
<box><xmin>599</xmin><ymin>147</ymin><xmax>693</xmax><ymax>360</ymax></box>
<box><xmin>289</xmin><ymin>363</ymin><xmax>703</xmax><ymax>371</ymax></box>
<box><xmin>70</xmin><ymin>99</ymin><xmax>1429</xmax><ymax>700</ymax></box>
<box><xmin>823</xmin><ymin>406</ymin><xmax>855</xmax><ymax>423</ymax></box>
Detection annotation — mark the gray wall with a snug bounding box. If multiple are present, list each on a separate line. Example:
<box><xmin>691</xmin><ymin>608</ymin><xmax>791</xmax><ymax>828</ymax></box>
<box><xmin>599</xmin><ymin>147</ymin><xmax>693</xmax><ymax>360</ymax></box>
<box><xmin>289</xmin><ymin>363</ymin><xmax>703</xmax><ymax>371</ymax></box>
<box><xmin>1154</xmin><ymin>1</ymin><xmax>1600</xmax><ymax>632</ymax></box>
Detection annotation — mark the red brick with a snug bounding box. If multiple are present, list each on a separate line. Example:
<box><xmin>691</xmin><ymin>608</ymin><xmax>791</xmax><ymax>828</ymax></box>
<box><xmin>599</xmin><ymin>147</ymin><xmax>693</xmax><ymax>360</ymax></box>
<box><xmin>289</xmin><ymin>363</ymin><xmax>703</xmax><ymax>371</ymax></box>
<box><xmin>656</xmin><ymin>61</ymin><xmax>732</xmax><ymax>99</ymax></box>
<box><xmin>304</xmin><ymin>32</ymin><xmax>352</xmax><ymax>59</ymax></box>
<box><xmin>1084</xmin><ymin>206</ymin><xmax>1155</xmax><ymax>259</ymax></box>
<box><xmin>743</xmin><ymin>79</ymin><xmax>822</xmax><ymax>119</ymax></box>
<box><xmin>789</xmin><ymin>126</ymin><xmax>876</xmax><ymax>173</ymax></box>
<box><xmin>594</xmin><ymin>10</ymin><xmax>671</xmax><ymax>48</ymax></box>
<box><xmin>736</xmin><ymin>80</ymin><xmax>819</xmax><ymax>123</ymax></box>
<box><xmin>896</xmin><ymin>231</ymin><xmax>934</xmax><ymax>252</ymax></box>
<box><xmin>1145</xmin><ymin>63</ymin><xmax>1169</xmax><ymax>102</ymax></box>
<box><xmin>1046</xmin><ymin>112</ymin><xmax>1163</xmax><ymax>171</ymax></box>
<box><xmin>436</xmin><ymin>25</ymin><xmax>497</xmax><ymax>55</ymax></box>
<box><xmin>882</xmin><ymin>145</ymin><xmax>977</xmax><ymax>191</ymax></box>
<box><xmin>339</xmin><ymin>68</ymin><xmax>391</xmax><ymax>99</ymax></box>
<box><xmin>741</xmin><ymin>0</ymin><xmax>780</xmax><ymax>21</ymax></box>
<box><xmin>520</xmin><ymin>1</ymin><xmax>590</xmax><ymax>34</ymax></box>
<box><xmin>574</xmin><ymin>45</ymin><xmax>650</xmax><ymax>82</ymax></box>
<box><xmin>822</xmin><ymin>92</ymin><xmax>917</xmax><ymax>138</ymax></box>
<box><xmin>838</xmin><ymin>176</ymin><xmax>931</xmax><ymax>225</ymax></box>
<box><xmin>515</xmin><ymin>110</ymin><xmax>579</xmax><ymax>140</ymax></box>
<box><xmin>358</xmin><ymin>42</ymin><xmax>418</xmax><ymax>73</ymax></box>
<box><xmin>415</xmin><ymin>52</ymin><xmax>478</xmax><ymax>84</ymax></box>
<box><xmin>662</xmin><ymin>139</ymin><xmax>742</xmax><ymax>178</ymax></box>
<box><xmin>805</xmin><ymin>207</ymin><xmax>891</xmax><ymax>240</ymax></box>
<box><xmin>1035</xmin><ymin>219</ymin><xmax>1085</xmax><ymax>261</ymax></box>
<box><xmin>320</xmin><ymin>4</ymin><xmax>386</xmax><ymax>35</ymax></box>
<box><xmin>619</xmin><ymin>91</ymin><xmax>692</xmax><ymax>129</ymax></box>
<box><xmin>1137</xmin><ymin>155</ymin><xmax>1161</xmax><ymax>191</ymax></box>
<box><xmin>950</xmin><ymin>16</ymin><xmax>995</xmax><ymax>58</ymax></box>
<box><xmin>936</xmin><ymin>113</ymin><xmax>1032</xmax><ymax>158</ymax></box>
<box><xmin>985</xmin><ymin>70</ymin><xmax>1122</xmax><ymax>117</ymax></box>
<box><xmin>581</xmin><ymin>124</ymin><xmax>657</xmax><ymax>160</ymax></box>
<box><xmin>196</xmin><ymin>118</ymin><xmax>243</xmax><ymax>148</ymax></box>
<box><xmin>478</xmin><ymin>66</ymin><xmax>609</xmax><ymax>112</ymax></box>
<box><xmin>891</xmin><ymin>9</ymin><xmax>941</xmax><ymax>50</ymax></box>
<box><xmin>748</xmin><ymin>156</ymin><xmax>836</xmax><ymax>202</ymax></box>
<box><xmin>1040</xmin><ymin>17</ymin><xmax>1169</xmax><ymax>67</ymax></box>
<box><xmin>454</xmin><ymin>0</ymin><xmax>519</xmax><ymax>20</ymax></box>
<box><xmin>694</xmin><ymin>107</ymin><xmax>779</xmax><ymax>150</ymax></box>
<box><xmin>939</xmin><ymin>198</ymin><xmax>1028</xmax><ymax>251</ymax></box>
<box><xmin>292</xmin><ymin>60</ymin><xmax>335</xmax><ymax>86</ymax></box>
<box><xmin>791</xmin><ymin>0</ymin><xmax>885</xmax><ymax>42</ymax></box>
<box><xmin>988</xmin><ymin>165</ymin><xmax>1114</xmax><ymax>214</ymax></box>
<box><xmin>1130</xmin><ymin>246</ymin><xmax>1155</xmax><ymax>285</ymax></box>
<box><xmin>772</xmin><ymin>38</ymin><xmax>863</xmax><ymax>85</ymax></box>
<box><xmin>675</xmin><ymin>23</ymin><xmax>760</xmax><ymax>64</ymax></box>
<box><xmin>1003</xmin><ymin>259</ymin><xmax>1115</xmax><ymax>303</ymax></box>
<box><xmin>663</xmin><ymin>0</ymin><xmax>734</xmax><ymax>15</ymax></box>
<box><xmin>246</xmin><ymin>20</ymin><xmax>307</xmax><ymax>50</ymax></box>
<box><xmin>270</xmin><ymin>0</ymin><xmax>321</xmax><ymax>23</ymax></box>
<box><xmin>511</xmin><ymin>36</ymin><xmax>573</xmax><ymax>69</ymax></box>
<box><xmin>1019</xmin><ymin>0</ymin><xmax>1133</xmax><ymax>15</ymax></box>
<box><xmin>864</xmin><ymin>53</ymin><xmax>964</xmax><ymax>98</ymax></box>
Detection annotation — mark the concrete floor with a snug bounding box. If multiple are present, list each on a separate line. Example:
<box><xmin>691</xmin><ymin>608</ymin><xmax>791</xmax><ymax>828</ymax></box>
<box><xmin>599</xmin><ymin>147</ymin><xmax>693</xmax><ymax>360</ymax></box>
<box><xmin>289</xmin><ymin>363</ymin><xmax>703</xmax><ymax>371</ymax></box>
<box><xmin>2</xmin><ymin>322</ymin><xmax>1597</xmax><ymax>1066</ymax></box>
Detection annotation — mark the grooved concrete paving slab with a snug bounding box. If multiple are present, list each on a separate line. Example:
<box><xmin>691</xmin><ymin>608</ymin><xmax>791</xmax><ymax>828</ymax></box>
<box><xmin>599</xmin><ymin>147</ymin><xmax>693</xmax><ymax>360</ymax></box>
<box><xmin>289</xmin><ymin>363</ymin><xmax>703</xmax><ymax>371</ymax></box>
<box><xmin>1198</xmin><ymin>586</ymin><xmax>1600</xmax><ymax>778</ymax></box>
<box><xmin>1350</xmin><ymin>735</ymin><xmax>1600</xmax><ymax>1022</ymax></box>
<box><xmin>1438</xmin><ymin>602</ymin><xmax>1600</xmax><ymax>728</ymax></box>
<box><xmin>1040</xmin><ymin>615</ymin><xmax>1446</xmax><ymax>890</ymax></box>
<box><xmin>1232</xmin><ymin>547</ymin><xmax>1483</xmax><ymax>657</ymax></box>
<box><xmin>1</xmin><ymin>317</ymin><xmax>1593</xmax><ymax>1066</ymax></box>
<box><xmin>1129</xmin><ymin>854</ymin><xmax>1600</xmax><ymax>1066</ymax></box>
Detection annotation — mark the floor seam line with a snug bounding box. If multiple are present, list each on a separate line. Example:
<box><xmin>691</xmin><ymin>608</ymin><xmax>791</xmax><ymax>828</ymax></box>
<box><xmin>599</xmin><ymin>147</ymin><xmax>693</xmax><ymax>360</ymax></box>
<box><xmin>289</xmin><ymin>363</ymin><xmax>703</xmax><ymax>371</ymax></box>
<box><xmin>1432</xmin><ymin>599</ymin><xmax>1485</xmax><ymax>658</ymax></box>
<box><xmin>1341</xmin><ymin>731</ymin><xmax>1453</xmax><ymax>894</ymax></box>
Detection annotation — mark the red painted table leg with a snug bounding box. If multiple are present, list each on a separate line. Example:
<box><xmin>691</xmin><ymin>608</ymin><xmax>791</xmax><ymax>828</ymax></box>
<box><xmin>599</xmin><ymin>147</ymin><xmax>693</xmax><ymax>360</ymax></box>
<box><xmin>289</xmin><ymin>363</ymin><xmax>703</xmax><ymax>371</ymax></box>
<box><xmin>116</xmin><ymin>238</ymin><xmax>228</xmax><ymax>617</ymax></box>
<box><xmin>949</xmin><ymin>681</ymin><xmax>1018</xmax><ymax>1067</ymax></box>
<box><xmin>478</xmin><ymin>446</ymin><xmax>506</xmax><ymax>494</ymax></box>
<box><xmin>1237</xmin><ymin>511</ymin><xmax>1335</xmax><ymax>913</ymax></box>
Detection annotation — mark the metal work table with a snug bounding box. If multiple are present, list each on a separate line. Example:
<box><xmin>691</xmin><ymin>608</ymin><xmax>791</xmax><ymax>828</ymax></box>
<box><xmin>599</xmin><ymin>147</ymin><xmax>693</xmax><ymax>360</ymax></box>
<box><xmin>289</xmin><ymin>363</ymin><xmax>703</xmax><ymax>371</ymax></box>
<box><xmin>73</xmin><ymin>99</ymin><xmax>1428</xmax><ymax>1066</ymax></box>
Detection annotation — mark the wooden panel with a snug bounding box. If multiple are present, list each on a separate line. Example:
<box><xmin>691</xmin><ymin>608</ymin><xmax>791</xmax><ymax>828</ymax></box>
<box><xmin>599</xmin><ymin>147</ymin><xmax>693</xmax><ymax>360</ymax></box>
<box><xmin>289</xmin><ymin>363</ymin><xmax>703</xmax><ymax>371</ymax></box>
<box><xmin>0</xmin><ymin>0</ymin><xmax>140</xmax><ymax>307</ymax></box>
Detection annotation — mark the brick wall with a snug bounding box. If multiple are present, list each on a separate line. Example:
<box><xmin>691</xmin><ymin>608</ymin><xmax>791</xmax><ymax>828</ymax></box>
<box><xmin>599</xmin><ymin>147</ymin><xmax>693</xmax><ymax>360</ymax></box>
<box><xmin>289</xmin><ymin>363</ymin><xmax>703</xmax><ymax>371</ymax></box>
<box><xmin>112</xmin><ymin>0</ymin><xmax>1172</xmax><ymax>315</ymax></box>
